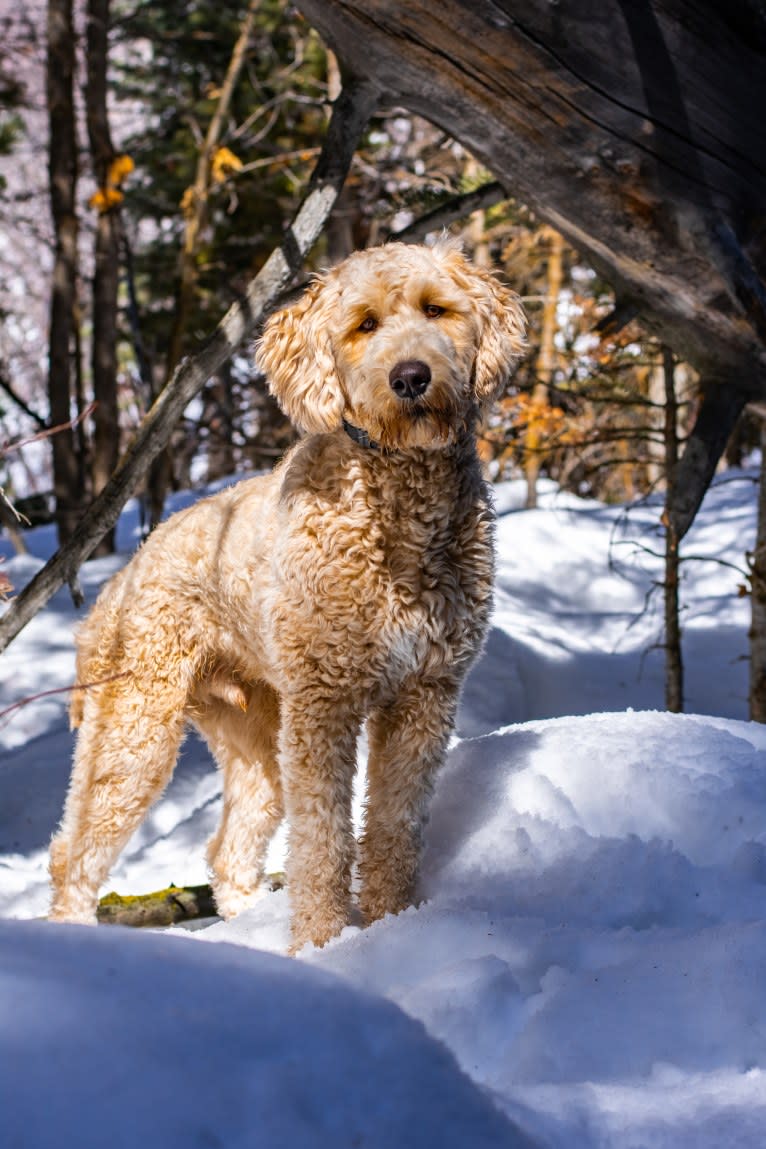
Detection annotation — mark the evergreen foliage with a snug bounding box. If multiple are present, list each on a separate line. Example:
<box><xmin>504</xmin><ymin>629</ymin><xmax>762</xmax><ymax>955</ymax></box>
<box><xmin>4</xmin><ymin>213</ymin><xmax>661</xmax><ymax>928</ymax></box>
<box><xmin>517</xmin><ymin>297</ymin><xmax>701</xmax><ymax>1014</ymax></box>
<box><xmin>113</xmin><ymin>0</ymin><xmax>328</xmax><ymax>364</ymax></box>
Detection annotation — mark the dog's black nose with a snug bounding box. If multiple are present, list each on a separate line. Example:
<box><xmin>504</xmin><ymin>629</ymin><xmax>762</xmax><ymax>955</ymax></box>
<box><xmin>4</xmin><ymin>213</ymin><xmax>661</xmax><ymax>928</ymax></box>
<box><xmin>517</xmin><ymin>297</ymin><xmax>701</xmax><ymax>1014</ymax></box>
<box><xmin>389</xmin><ymin>360</ymin><xmax>431</xmax><ymax>400</ymax></box>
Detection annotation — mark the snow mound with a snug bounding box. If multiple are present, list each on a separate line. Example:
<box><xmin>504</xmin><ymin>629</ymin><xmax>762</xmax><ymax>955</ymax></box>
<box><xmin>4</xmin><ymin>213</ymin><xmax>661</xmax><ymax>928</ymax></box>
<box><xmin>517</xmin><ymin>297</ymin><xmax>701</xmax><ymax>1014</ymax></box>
<box><xmin>0</xmin><ymin>919</ymin><xmax>533</xmax><ymax>1149</ymax></box>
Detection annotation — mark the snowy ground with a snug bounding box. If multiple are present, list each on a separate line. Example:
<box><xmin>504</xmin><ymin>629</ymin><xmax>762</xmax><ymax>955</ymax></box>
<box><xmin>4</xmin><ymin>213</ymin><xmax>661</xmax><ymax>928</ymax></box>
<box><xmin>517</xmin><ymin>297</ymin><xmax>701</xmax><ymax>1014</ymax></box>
<box><xmin>1</xmin><ymin>468</ymin><xmax>764</xmax><ymax>1147</ymax></box>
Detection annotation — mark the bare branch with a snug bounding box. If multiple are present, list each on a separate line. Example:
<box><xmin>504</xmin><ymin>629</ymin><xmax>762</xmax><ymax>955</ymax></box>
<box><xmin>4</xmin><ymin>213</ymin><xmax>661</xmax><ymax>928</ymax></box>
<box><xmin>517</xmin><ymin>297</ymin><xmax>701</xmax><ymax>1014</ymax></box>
<box><xmin>1</xmin><ymin>402</ymin><xmax>97</xmax><ymax>458</ymax></box>
<box><xmin>0</xmin><ymin>369</ymin><xmax>47</xmax><ymax>430</ymax></box>
<box><xmin>387</xmin><ymin>180</ymin><xmax>507</xmax><ymax>243</ymax></box>
<box><xmin>0</xmin><ymin>671</ymin><xmax>130</xmax><ymax>730</ymax></box>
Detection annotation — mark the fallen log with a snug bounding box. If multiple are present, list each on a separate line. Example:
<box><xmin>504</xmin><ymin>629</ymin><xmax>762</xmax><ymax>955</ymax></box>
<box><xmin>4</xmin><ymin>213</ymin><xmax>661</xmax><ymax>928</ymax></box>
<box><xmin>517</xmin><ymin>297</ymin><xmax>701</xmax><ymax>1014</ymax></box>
<box><xmin>96</xmin><ymin>874</ymin><xmax>285</xmax><ymax>928</ymax></box>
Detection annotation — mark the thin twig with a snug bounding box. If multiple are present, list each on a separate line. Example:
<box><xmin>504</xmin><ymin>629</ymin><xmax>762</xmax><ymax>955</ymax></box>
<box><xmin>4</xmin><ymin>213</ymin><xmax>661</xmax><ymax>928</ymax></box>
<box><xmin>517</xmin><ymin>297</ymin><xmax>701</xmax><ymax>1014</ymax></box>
<box><xmin>1</xmin><ymin>402</ymin><xmax>97</xmax><ymax>458</ymax></box>
<box><xmin>0</xmin><ymin>671</ymin><xmax>130</xmax><ymax>728</ymax></box>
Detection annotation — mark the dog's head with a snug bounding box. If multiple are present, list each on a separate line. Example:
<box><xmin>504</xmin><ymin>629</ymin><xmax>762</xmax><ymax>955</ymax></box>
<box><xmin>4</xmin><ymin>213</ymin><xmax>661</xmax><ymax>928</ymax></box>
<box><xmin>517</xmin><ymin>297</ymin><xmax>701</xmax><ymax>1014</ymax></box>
<box><xmin>256</xmin><ymin>238</ymin><xmax>526</xmax><ymax>450</ymax></box>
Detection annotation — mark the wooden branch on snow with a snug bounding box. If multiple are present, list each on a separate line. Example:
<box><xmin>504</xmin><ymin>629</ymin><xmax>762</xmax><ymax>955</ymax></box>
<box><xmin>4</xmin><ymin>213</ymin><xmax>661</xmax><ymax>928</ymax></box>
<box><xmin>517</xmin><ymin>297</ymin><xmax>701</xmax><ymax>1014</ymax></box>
<box><xmin>97</xmin><ymin>876</ymin><xmax>285</xmax><ymax>928</ymax></box>
<box><xmin>0</xmin><ymin>78</ymin><xmax>379</xmax><ymax>655</ymax></box>
<box><xmin>98</xmin><ymin>884</ymin><xmax>218</xmax><ymax>927</ymax></box>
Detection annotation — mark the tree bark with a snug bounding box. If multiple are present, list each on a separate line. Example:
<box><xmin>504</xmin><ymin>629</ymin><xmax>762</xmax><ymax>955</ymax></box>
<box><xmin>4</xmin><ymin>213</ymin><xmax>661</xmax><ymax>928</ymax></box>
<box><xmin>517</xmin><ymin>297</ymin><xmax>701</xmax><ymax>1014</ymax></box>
<box><xmin>86</xmin><ymin>0</ymin><xmax>120</xmax><ymax>555</ymax></box>
<box><xmin>749</xmin><ymin>415</ymin><xmax>766</xmax><ymax>722</ymax></box>
<box><xmin>662</xmin><ymin>347</ymin><xmax>683</xmax><ymax>712</ymax></box>
<box><xmin>0</xmin><ymin>78</ymin><xmax>379</xmax><ymax>654</ymax></box>
<box><xmin>665</xmin><ymin>384</ymin><xmax>748</xmax><ymax>540</ymax></box>
<box><xmin>97</xmin><ymin>884</ymin><xmax>218</xmax><ymax>927</ymax></box>
<box><xmin>47</xmin><ymin>0</ymin><xmax>85</xmax><ymax>546</ymax></box>
<box><xmin>525</xmin><ymin>228</ymin><xmax>563</xmax><ymax>509</ymax></box>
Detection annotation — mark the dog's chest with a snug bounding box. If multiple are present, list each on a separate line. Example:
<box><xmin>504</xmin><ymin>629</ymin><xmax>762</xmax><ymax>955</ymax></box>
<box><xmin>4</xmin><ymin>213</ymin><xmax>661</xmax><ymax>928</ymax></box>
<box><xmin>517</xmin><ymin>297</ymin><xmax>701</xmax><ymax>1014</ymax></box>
<box><xmin>271</xmin><ymin>451</ymin><xmax>494</xmax><ymax>692</ymax></box>
<box><xmin>311</xmin><ymin>501</ymin><xmax>490</xmax><ymax>679</ymax></box>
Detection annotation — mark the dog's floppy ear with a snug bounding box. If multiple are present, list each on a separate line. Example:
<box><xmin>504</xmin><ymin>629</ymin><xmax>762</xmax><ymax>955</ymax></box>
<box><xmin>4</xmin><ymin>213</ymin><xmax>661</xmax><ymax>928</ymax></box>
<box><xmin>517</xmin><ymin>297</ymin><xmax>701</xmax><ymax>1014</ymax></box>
<box><xmin>469</xmin><ymin>264</ymin><xmax>527</xmax><ymax>404</ymax></box>
<box><xmin>255</xmin><ymin>277</ymin><xmax>345</xmax><ymax>434</ymax></box>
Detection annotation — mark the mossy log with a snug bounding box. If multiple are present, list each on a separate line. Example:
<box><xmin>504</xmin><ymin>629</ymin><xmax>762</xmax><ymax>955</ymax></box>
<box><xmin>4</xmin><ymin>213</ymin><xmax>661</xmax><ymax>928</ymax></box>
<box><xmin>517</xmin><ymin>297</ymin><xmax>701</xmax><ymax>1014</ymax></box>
<box><xmin>96</xmin><ymin>874</ymin><xmax>285</xmax><ymax>928</ymax></box>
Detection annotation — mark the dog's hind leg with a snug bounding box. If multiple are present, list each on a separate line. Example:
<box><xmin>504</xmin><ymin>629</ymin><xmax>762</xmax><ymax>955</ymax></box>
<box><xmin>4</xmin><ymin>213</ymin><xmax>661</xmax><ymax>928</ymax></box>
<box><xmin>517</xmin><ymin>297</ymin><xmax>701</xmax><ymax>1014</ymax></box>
<box><xmin>49</xmin><ymin>682</ymin><xmax>187</xmax><ymax>924</ymax></box>
<box><xmin>193</xmin><ymin>682</ymin><xmax>284</xmax><ymax>919</ymax></box>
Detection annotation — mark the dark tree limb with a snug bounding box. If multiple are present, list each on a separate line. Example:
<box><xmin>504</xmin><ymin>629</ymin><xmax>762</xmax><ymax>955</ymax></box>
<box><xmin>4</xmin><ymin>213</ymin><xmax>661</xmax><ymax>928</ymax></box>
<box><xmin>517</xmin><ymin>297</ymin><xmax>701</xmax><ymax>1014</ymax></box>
<box><xmin>0</xmin><ymin>369</ymin><xmax>47</xmax><ymax>430</ymax></box>
<box><xmin>0</xmin><ymin>78</ymin><xmax>379</xmax><ymax>655</ymax></box>
<box><xmin>594</xmin><ymin>300</ymin><xmax>640</xmax><ymax>339</ymax></box>
<box><xmin>387</xmin><ymin>180</ymin><xmax>508</xmax><ymax>243</ymax></box>
<box><xmin>666</xmin><ymin>384</ymin><xmax>749</xmax><ymax>541</ymax></box>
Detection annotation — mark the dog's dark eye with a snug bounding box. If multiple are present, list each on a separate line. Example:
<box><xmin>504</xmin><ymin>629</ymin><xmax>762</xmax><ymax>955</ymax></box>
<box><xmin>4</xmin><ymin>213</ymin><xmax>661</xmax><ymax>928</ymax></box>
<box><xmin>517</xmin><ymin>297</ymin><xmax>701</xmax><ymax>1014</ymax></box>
<box><xmin>423</xmin><ymin>304</ymin><xmax>445</xmax><ymax>319</ymax></box>
<box><xmin>358</xmin><ymin>316</ymin><xmax>378</xmax><ymax>333</ymax></box>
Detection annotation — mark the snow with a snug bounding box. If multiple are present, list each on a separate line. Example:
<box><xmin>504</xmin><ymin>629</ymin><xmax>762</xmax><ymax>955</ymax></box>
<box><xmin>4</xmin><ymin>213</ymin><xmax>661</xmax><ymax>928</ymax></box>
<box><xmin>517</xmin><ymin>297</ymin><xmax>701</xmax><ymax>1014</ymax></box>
<box><xmin>1</xmin><ymin>920</ymin><xmax>525</xmax><ymax>1149</ymax></box>
<box><xmin>1</xmin><ymin>468</ymin><xmax>764</xmax><ymax>1147</ymax></box>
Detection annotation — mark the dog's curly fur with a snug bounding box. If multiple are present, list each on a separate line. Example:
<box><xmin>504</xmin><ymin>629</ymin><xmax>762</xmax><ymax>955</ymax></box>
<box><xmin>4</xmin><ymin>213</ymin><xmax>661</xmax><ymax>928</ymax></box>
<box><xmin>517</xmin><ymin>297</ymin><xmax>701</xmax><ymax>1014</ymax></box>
<box><xmin>48</xmin><ymin>239</ymin><xmax>525</xmax><ymax>950</ymax></box>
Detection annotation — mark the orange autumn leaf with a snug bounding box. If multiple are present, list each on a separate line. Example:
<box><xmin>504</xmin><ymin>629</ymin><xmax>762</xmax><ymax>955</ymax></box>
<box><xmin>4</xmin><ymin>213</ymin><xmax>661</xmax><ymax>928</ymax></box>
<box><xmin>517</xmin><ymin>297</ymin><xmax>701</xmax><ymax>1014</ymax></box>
<box><xmin>211</xmin><ymin>146</ymin><xmax>243</xmax><ymax>183</ymax></box>
<box><xmin>107</xmin><ymin>154</ymin><xmax>134</xmax><ymax>186</ymax></box>
<box><xmin>89</xmin><ymin>186</ymin><xmax>124</xmax><ymax>213</ymax></box>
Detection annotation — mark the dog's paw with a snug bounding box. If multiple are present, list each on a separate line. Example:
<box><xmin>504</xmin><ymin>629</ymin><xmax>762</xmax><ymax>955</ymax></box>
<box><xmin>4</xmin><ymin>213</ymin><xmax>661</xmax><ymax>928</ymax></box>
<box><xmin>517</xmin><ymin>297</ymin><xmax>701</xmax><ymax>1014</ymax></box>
<box><xmin>47</xmin><ymin>906</ymin><xmax>98</xmax><ymax>926</ymax></box>
<box><xmin>212</xmin><ymin>882</ymin><xmax>269</xmax><ymax>920</ymax></box>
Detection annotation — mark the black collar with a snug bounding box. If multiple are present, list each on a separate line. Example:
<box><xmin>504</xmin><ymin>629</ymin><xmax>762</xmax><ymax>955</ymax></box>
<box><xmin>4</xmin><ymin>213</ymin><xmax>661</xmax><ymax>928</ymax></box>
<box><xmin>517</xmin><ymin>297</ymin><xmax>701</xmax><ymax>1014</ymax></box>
<box><xmin>342</xmin><ymin>419</ymin><xmax>380</xmax><ymax>451</ymax></box>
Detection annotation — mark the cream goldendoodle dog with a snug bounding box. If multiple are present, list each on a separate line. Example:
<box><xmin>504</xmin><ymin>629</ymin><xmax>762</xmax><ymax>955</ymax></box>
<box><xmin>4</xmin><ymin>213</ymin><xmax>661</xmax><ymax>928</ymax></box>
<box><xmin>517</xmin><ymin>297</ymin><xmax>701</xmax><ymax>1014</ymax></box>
<box><xmin>48</xmin><ymin>239</ymin><xmax>525</xmax><ymax>951</ymax></box>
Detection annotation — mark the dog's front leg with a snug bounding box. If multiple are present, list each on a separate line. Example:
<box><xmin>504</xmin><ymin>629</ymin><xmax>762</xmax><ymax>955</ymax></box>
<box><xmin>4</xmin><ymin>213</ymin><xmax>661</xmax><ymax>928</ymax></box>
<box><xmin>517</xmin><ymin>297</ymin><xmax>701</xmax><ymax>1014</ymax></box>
<box><xmin>279</xmin><ymin>696</ymin><xmax>359</xmax><ymax>953</ymax></box>
<box><xmin>359</xmin><ymin>675</ymin><xmax>460</xmax><ymax>925</ymax></box>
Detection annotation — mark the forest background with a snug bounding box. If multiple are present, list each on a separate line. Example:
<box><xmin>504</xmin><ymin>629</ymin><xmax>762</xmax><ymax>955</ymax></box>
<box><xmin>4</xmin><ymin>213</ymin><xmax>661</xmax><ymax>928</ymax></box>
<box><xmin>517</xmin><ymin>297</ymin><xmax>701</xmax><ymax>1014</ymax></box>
<box><xmin>0</xmin><ymin>0</ymin><xmax>762</xmax><ymax>715</ymax></box>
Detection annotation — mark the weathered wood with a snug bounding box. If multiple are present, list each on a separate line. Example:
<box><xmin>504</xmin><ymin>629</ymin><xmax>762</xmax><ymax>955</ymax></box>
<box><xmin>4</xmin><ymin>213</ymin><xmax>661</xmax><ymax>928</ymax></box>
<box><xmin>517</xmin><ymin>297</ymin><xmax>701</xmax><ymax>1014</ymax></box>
<box><xmin>97</xmin><ymin>884</ymin><xmax>218</xmax><ymax>927</ymax></box>
<box><xmin>667</xmin><ymin>384</ymin><xmax>749</xmax><ymax>539</ymax></box>
<box><xmin>387</xmin><ymin>180</ymin><xmax>507</xmax><ymax>243</ymax></box>
<box><xmin>298</xmin><ymin>0</ymin><xmax>766</xmax><ymax>394</ymax></box>
<box><xmin>96</xmin><ymin>875</ymin><xmax>286</xmax><ymax>928</ymax></box>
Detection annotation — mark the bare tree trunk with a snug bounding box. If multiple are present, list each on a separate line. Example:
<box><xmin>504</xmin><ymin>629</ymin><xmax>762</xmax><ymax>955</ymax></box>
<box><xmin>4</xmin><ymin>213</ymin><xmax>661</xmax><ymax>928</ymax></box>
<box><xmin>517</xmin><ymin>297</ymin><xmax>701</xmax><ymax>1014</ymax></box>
<box><xmin>525</xmin><ymin>228</ymin><xmax>563</xmax><ymax>509</ymax></box>
<box><xmin>662</xmin><ymin>346</ymin><xmax>684</xmax><ymax>712</ymax></box>
<box><xmin>47</xmin><ymin>0</ymin><xmax>85</xmax><ymax>546</ymax></box>
<box><xmin>749</xmin><ymin>415</ymin><xmax>766</xmax><ymax>722</ymax></box>
<box><xmin>86</xmin><ymin>0</ymin><xmax>120</xmax><ymax>555</ymax></box>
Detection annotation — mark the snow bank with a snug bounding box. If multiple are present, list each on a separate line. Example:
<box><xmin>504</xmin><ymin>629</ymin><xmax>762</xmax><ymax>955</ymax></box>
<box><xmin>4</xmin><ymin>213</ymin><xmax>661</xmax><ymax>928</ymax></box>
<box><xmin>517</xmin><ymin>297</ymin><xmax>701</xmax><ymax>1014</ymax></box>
<box><xmin>1</xmin><ymin>919</ymin><xmax>531</xmax><ymax>1148</ymax></box>
<box><xmin>210</xmin><ymin>710</ymin><xmax>766</xmax><ymax>1147</ymax></box>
